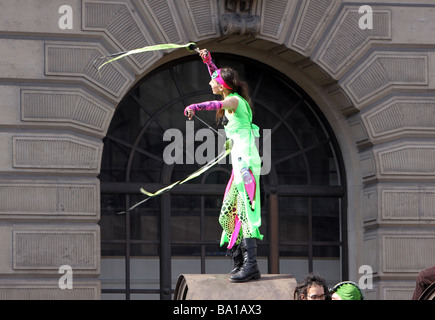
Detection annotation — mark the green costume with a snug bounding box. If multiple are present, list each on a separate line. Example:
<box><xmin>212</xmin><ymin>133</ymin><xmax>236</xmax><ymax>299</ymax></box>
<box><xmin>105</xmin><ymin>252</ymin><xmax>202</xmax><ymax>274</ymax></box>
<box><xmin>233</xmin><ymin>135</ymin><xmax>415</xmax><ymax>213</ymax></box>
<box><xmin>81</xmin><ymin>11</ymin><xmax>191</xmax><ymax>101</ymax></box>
<box><xmin>219</xmin><ymin>92</ymin><xmax>263</xmax><ymax>247</ymax></box>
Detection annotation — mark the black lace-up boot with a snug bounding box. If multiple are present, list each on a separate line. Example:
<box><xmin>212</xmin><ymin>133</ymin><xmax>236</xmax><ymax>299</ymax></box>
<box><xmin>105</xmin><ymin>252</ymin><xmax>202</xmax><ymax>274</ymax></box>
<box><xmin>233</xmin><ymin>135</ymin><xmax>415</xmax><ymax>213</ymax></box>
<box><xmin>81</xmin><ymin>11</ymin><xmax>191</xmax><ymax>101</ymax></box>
<box><xmin>229</xmin><ymin>238</ymin><xmax>261</xmax><ymax>282</ymax></box>
<box><xmin>227</xmin><ymin>242</ymin><xmax>244</xmax><ymax>274</ymax></box>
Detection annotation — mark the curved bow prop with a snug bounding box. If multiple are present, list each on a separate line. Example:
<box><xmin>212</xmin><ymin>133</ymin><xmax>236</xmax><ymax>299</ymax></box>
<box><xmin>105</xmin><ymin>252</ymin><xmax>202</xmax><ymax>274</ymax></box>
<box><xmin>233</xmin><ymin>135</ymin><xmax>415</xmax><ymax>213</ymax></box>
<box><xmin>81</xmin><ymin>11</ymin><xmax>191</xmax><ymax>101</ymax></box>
<box><xmin>93</xmin><ymin>42</ymin><xmax>199</xmax><ymax>74</ymax></box>
<box><xmin>118</xmin><ymin>139</ymin><xmax>233</xmax><ymax>214</ymax></box>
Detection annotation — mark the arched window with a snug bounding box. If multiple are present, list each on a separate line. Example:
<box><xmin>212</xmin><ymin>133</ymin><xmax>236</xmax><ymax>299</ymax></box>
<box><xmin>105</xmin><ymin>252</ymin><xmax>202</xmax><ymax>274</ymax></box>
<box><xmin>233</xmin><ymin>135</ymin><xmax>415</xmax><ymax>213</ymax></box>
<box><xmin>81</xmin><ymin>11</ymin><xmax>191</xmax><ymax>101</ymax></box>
<box><xmin>99</xmin><ymin>54</ymin><xmax>347</xmax><ymax>300</ymax></box>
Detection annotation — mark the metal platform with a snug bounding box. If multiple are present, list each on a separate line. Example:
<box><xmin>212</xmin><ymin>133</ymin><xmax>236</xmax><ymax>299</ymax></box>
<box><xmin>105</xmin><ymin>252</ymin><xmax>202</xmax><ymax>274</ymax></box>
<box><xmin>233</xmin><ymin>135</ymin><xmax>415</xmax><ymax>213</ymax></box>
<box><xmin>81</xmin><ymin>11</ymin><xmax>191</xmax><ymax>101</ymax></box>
<box><xmin>174</xmin><ymin>274</ymin><xmax>297</xmax><ymax>300</ymax></box>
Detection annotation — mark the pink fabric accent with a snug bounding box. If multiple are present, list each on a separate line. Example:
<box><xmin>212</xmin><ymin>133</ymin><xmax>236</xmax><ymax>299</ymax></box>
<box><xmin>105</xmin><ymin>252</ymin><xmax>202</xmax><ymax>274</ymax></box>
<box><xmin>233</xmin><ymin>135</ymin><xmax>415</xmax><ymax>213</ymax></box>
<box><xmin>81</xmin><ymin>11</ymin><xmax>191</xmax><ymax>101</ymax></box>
<box><xmin>202</xmin><ymin>50</ymin><xmax>212</xmax><ymax>64</ymax></box>
<box><xmin>227</xmin><ymin>215</ymin><xmax>241</xmax><ymax>249</ymax></box>
<box><xmin>184</xmin><ymin>101</ymin><xmax>223</xmax><ymax>117</ymax></box>
<box><xmin>202</xmin><ymin>51</ymin><xmax>218</xmax><ymax>76</ymax></box>
<box><xmin>244</xmin><ymin>170</ymin><xmax>256</xmax><ymax>210</ymax></box>
<box><xmin>225</xmin><ymin>171</ymin><xmax>240</xmax><ymax>249</ymax></box>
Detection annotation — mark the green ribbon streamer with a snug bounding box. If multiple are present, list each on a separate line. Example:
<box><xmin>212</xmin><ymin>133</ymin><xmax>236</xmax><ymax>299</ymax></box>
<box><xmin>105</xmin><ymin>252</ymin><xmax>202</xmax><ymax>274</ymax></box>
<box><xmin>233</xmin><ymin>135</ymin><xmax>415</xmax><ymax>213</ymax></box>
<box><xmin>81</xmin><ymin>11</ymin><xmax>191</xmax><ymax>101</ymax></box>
<box><xmin>102</xmin><ymin>41</ymin><xmax>232</xmax><ymax>214</ymax></box>
<box><xmin>95</xmin><ymin>42</ymin><xmax>197</xmax><ymax>74</ymax></box>
<box><xmin>118</xmin><ymin>140</ymin><xmax>233</xmax><ymax>214</ymax></box>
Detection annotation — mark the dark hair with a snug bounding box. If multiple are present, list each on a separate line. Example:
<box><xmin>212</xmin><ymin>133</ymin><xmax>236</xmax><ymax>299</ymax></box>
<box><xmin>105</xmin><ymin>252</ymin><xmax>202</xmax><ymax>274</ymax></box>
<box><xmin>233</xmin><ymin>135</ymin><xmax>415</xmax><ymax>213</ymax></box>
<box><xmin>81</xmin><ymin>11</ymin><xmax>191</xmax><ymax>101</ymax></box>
<box><xmin>216</xmin><ymin>67</ymin><xmax>253</xmax><ymax>124</ymax></box>
<box><xmin>293</xmin><ymin>273</ymin><xmax>330</xmax><ymax>300</ymax></box>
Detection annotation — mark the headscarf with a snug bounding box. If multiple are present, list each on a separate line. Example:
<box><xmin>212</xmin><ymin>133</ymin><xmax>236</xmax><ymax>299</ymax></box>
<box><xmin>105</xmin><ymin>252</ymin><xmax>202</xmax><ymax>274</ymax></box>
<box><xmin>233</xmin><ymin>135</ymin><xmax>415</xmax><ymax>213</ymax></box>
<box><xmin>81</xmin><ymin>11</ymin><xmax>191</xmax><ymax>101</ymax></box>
<box><xmin>331</xmin><ymin>281</ymin><xmax>364</xmax><ymax>300</ymax></box>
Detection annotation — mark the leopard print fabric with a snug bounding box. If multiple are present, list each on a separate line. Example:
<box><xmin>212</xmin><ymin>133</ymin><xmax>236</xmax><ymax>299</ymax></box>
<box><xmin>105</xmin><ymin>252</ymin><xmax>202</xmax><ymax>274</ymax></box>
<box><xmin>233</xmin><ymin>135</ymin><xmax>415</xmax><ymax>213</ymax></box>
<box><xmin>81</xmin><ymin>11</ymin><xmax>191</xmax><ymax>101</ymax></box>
<box><xmin>219</xmin><ymin>183</ymin><xmax>253</xmax><ymax>244</ymax></box>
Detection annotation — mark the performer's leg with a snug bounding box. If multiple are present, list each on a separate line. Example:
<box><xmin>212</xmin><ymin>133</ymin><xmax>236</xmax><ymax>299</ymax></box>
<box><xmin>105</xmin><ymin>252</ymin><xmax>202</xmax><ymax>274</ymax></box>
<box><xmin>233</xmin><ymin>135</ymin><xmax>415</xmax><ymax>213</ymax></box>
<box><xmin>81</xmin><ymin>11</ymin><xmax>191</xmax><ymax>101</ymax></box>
<box><xmin>219</xmin><ymin>183</ymin><xmax>242</xmax><ymax>245</ymax></box>
<box><xmin>227</xmin><ymin>242</ymin><xmax>244</xmax><ymax>274</ymax></box>
<box><xmin>219</xmin><ymin>183</ymin><xmax>243</xmax><ymax>273</ymax></box>
<box><xmin>236</xmin><ymin>191</ymin><xmax>253</xmax><ymax>239</ymax></box>
<box><xmin>229</xmin><ymin>192</ymin><xmax>261</xmax><ymax>283</ymax></box>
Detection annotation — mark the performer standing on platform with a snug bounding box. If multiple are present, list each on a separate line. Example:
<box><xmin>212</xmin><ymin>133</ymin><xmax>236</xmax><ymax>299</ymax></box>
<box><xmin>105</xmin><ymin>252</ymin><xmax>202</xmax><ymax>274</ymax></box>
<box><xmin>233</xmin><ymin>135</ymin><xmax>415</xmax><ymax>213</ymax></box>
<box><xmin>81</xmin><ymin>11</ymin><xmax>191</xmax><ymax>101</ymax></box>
<box><xmin>184</xmin><ymin>49</ymin><xmax>263</xmax><ymax>282</ymax></box>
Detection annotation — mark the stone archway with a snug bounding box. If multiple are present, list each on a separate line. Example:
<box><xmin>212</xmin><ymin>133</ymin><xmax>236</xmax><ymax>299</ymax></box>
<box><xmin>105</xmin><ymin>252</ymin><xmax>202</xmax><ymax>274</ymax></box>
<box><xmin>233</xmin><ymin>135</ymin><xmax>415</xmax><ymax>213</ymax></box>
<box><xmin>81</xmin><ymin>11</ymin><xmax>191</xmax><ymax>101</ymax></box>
<box><xmin>1</xmin><ymin>0</ymin><xmax>434</xmax><ymax>299</ymax></box>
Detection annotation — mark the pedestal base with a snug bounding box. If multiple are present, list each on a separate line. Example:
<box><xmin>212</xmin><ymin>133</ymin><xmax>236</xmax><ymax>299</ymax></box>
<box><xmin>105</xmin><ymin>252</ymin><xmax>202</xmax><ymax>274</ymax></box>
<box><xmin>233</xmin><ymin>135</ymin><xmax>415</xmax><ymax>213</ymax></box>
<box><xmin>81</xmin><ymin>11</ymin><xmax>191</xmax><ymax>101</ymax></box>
<box><xmin>174</xmin><ymin>274</ymin><xmax>297</xmax><ymax>300</ymax></box>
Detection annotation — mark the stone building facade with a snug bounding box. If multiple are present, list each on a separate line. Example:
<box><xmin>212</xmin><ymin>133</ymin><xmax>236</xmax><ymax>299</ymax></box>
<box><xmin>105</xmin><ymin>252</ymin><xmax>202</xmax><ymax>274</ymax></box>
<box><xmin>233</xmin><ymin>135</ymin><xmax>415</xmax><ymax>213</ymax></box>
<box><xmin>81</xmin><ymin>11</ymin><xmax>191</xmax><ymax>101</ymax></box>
<box><xmin>0</xmin><ymin>0</ymin><xmax>434</xmax><ymax>299</ymax></box>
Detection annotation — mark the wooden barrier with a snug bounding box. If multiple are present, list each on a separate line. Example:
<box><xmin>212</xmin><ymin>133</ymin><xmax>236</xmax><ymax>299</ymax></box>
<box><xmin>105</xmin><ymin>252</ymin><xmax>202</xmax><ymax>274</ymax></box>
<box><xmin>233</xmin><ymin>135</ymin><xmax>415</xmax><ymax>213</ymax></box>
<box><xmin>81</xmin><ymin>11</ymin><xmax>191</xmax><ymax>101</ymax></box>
<box><xmin>174</xmin><ymin>274</ymin><xmax>296</xmax><ymax>300</ymax></box>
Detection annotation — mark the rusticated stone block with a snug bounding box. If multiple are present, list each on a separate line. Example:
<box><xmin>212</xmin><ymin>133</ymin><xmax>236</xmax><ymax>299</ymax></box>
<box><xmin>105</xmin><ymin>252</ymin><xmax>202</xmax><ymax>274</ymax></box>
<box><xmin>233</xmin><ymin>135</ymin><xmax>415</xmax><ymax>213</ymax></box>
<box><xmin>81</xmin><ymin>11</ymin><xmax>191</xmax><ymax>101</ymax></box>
<box><xmin>382</xmin><ymin>188</ymin><xmax>435</xmax><ymax>221</ymax></box>
<box><xmin>184</xmin><ymin>0</ymin><xmax>218</xmax><ymax>38</ymax></box>
<box><xmin>360</xmin><ymin>141</ymin><xmax>435</xmax><ymax>182</ymax></box>
<box><xmin>362</xmin><ymin>234</ymin><xmax>378</xmax><ymax>274</ymax></box>
<box><xmin>21</xmin><ymin>88</ymin><xmax>114</xmax><ymax>136</ymax></box>
<box><xmin>289</xmin><ymin>0</ymin><xmax>338</xmax><ymax>56</ymax></box>
<box><xmin>383</xmin><ymin>234</ymin><xmax>435</xmax><ymax>273</ymax></box>
<box><xmin>138</xmin><ymin>0</ymin><xmax>183</xmax><ymax>43</ymax></box>
<box><xmin>315</xmin><ymin>6</ymin><xmax>391</xmax><ymax>77</ymax></box>
<box><xmin>342</xmin><ymin>52</ymin><xmax>428</xmax><ymax>107</ymax></box>
<box><xmin>348</xmin><ymin>114</ymin><xmax>371</xmax><ymax>147</ymax></box>
<box><xmin>364</xmin><ymin>230</ymin><xmax>435</xmax><ymax>276</ymax></box>
<box><xmin>362</xmin><ymin>187</ymin><xmax>377</xmax><ymax>222</ymax></box>
<box><xmin>378</xmin><ymin>282</ymin><xmax>415</xmax><ymax>300</ymax></box>
<box><xmin>377</xmin><ymin>143</ymin><xmax>435</xmax><ymax>176</ymax></box>
<box><xmin>83</xmin><ymin>1</ymin><xmax>159</xmax><ymax>72</ymax></box>
<box><xmin>45</xmin><ymin>43</ymin><xmax>133</xmax><ymax>98</ymax></box>
<box><xmin>258</xmin><ymin>0</ymin><xmax>297</xmax><ymax>42</ymax></box>
<box><xmin>12</xmin><ymin>135</ymin><xmax>102</xmax><ymax>173</ymax></box>
<box><xmin>362</xmin><ymin>96</ymin><xmax>435</xmax><ymax>143</ymax></box>
<box><xmin>0</xmin><ymin>281</ymin><xmax>100</xmax><ymax>300</ymax></box>
<box><xmin>363</xmin><ymin>184</ymin><xmax>435</xmax><ymax>224</ymax></box>
<box><xmin>13</xmin><ymin>229</ymin><xmax>99</xmax><ymax>272</ymax></box>
<box><xmin>0</xmin><ymin>180</ymin><xmax>99</xmax><ymax>220</ymax></box>
<box><xmin>359</xmin><ymin>150</ymin><xmax>376</xmax><ymax>181</ymax></box>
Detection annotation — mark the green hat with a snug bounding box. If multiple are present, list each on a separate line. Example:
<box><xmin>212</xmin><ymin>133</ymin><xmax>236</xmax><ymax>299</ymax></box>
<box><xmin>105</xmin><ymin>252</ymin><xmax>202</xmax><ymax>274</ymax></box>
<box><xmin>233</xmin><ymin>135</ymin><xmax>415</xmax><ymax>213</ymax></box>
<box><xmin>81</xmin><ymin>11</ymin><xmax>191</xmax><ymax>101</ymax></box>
<box><xmin>331</xmin><ymin>281</ymin><xmax>364</xmax><ymax>300</ymax></box>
